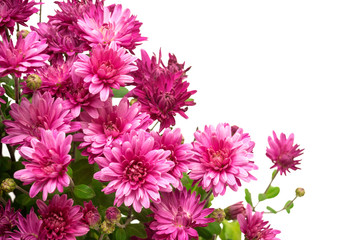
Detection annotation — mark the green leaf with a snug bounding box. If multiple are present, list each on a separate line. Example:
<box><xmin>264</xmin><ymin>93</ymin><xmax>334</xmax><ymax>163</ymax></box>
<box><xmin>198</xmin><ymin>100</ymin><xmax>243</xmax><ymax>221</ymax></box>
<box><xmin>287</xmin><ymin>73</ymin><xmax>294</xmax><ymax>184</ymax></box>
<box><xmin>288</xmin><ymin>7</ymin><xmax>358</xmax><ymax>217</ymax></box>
<box><xmin>185</xmin><ymin>98</ymin><xmax>194</xmax><ymax>102</ymax></box>
<box><xmin>258</xmin><ymin>193</ymin><xmax>267</xmax><ymax>201</ymax></box>
<box><xmin>3</xmin><ymin>85</ymin><xmax>15</xmax><ymax>100</ymax></box>
<box><xmin>15</xmin><ymin>193</ymin><xmax>36</xmax><ymax>207</ymax></box>
<box><xmin>266</xmin><ymin>186</ymin><xmax>280</xmax><ymax>199</ymax></box>
<box><xmin>112</xmin><ymin>87</ymin><xmax>129</xmax><ymax>98</ymax></box>
<box><xmin>271</xmin><ymin>169</ymin><xmax>278</xmax><ymax>180</ymax></box>
<box><xmin>196</xmin><ymin>227</ymin><xmax>213</xmax><ymax>239</ymax></box>
<box><xmin>133</xmin><ymin>208</ymin><xmax>153</xmax><ymax>223</ymax></box>
<box><xmin>0</xmin><ymin>76</ymin><xmax>13</xmax><ymax>85</ymax></box>
<box><xmin>266</xmin><ymin>206</ymin><xmax>277</xmax><ymax>213</ymax></box>
<box><xmin>0</xmin><ymin>157</ymin><xmax>11</xmax><ymax>172</ymax></box>
<box><xmin>206</xmin><ymin>222</ymin><xmax>221</xmax><ymax>235</ymax></box>
<box><xmin>219</xmin><ymin>219</ymin><xmax>241</xmax><ymax>240</ymax></box>
<box><xmin>71</xmin><ymin>159</ymin><xmax>94</xmax><ymax>185</ymax></box>
<box><xmin>244</xmin><ymin>188</ymin><xmax>253</xmax><ymax>207</ymax></box>
<box><xmin>285</xmin><ymin>201</ymin><xmax>294</xmax><ymax>213</ymax></box>
<box><xmin>74</xmin><ymin>184</ymin><xmax>96</xmax><ymax>199</ymax></box>
<box><xmin>67</xmin><ymin>166</ymin><xmax>73</xmax><ymax>178</ymax></box>
<box><xmin>114</xmin><ymin>228</ymin><xmax>126</xmax><ymax>240</ymax></box>
<box><xmin>125</xmin><ymin>224</ymin><xmax>147</xmax><ymax>239</ymax></box>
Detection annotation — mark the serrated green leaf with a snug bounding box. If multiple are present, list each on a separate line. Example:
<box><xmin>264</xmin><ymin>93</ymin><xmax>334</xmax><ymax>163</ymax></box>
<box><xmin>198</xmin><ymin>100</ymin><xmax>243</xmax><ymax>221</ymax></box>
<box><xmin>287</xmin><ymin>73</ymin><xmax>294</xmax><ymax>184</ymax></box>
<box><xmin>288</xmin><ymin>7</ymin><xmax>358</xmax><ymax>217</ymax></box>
<box><xmin>266</xmin><ymin>206</ymin><xmax>277</xmax><ymax>213</ymax></box>
<box><xmin>115</xmin><ymin>228</ymin><xmax>126</xmax><ymax>240</ymax></box>
<box><xmin>74</xmin><ymin>184</ymin><xmax>95</xmax><ymax>199</ymax></box>
<box><xmin>125</xmin><ymin>224</ymin><xmax>147</xmax><ymax>238</ymax></box>
<box><xmin>112</xmin><ymin>87</ymin><xmax>129</xmax><ymax>98</ymax></box>
<box><xmin>3</xmin><ymin>85</ymin><xmax>15</xmax><ymax>100</ymax></box>
<box><xmin>285</xmin><ymin>200</ymin><xmax>294</xmax><ymax>213</ymax></box>
<box><xmin>219</xmin><ymin>219</ymin><xmax>241</xmax><ymax>240</ymax></box>
<box><xmin>266</xmin><ymin>186</ymin><xmax>280</xmax><ymax>199</ymax></box>
<box><xmin>245</xmin><ymin>188</ymin><xmax>253</xmax><ymax>207</ymax></box>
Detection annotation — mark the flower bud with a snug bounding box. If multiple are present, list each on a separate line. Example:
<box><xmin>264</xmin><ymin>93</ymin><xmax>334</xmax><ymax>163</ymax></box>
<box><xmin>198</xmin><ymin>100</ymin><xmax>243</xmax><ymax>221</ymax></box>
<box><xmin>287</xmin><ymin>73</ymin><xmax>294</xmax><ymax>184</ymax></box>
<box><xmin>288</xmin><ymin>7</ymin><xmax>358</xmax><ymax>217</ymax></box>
<box><xmin>1</xmin><ymin>178</ymin><xmax>16</xmax><ymax>193</ymax></box>
<box><xmin>295</xmin><ymin>188</ymin><xmax>305</xmax><ymax>197</ymax></box>
<box><xmin>105</xmin><ymin>207</ymin><xmax>121</xmax><ymax>223</ymax></box>
<box><xmin>100</xmin><ymin>220</ymin><xmax>115</xmax><ymax>234</ymax></box>
<box><xmin>26</xmin><ymin>74</ymin><xmax>42</xmax><ymax>90</ymax></box>
<box><xmin>82</xmin><ymin>201</ymin><xmax>101</xmax><ymax>228</ymax></box>
<box><xmin>210</xmin><ymin>208</ymin><xmax>226</xmax><ymax>223</ymax></box>
<box><xmin>130</xmin><ymin>98</ymin><xmax>137</xmax><ymax>105</ymax></box>
<box><xmin>17</xmin><ymin>30</ymin><xmax>30</xmax><ymax>39</ymax></box>
<box><xmin>224</xmin><ymin>201</ymin><xmax>246</xmax><ymax>220</ymax></box>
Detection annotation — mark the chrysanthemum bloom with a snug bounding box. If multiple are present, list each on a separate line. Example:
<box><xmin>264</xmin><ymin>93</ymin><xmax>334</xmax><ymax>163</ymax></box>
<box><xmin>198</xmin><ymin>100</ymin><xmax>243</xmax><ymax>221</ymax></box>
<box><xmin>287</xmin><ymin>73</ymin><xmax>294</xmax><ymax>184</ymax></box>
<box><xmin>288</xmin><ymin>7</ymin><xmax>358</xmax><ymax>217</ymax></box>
<box><xmin>151</xmin><ymin>128</ymin><xmax>193</xmax><ymax>189</ymax></box>
<box><xmin>78</xmin><ymin>97</ymin><xmax>152</xmax><ymax>163</ymax></box>
<box><xmin>94</xmin><ymin>130</ymin><xmax>176</xmax><ymax>213</ymax></box>
<box><xmin>0</xmin><ymin>31</ymin><xmax>49</xmax><ymax>78</ymax></box>
<box><xmin>189</xmin><ymin>123</ymin><xmax>258</xmax><ymax>197</ymax></box>
<box><xmin>150</xmin><ymin>189</ymin><xmax>214</xmax><ymax>240</ymax></box>
<box><xmin>1</xmin><ymin>92</ymin><xmax>80</xmax><ymax>148</ymax></box>
<box><xmin>10</xmin><ymin>208</ymin><xmax>42</xmax><ymax>240</ymax></box>
<box><xmin>266</xmin><ymin>131</ymin><xmax>304</xmax><ymax>175</ymax></box>
<box><xmin>74</xmin><ymin>43</ymin><xmax>137</xmax><ymax>102</ymax></box>
<box><xmin>77</xmin><ymin>4</ymin><xmax>147</xmax><ymax>51</ymax></box>
<box><xmin>0</xmin><ymin>85</ymin><xmax>5</xmax><ymax>104</ymax></box>
<box><xmin>81</xmin><ymin>201</ymin><xmax>101</xmax><ymax>227</ymax></box>
<box><xmin>14</xmin><ymin>129</ymin><xmax>73</xmax><ymax>200</ymax></box>
<box><xmin>0</xmin><ymin>200</ymin><xmax>19</xmax><ymax>240</ymax></box>
<box><xmin>0</xmin><ymin>0</ymin><xmax>39</xmax><ymax>37</ymax></box>
<box><xmin>37</xmin><ymin>194</ymin><xmax>89</xmax><ymax>239</ymax></box>
<box><xmin>237</xmin><ymin>204</ymin><xmax>281</xmax><ymax>240</ymax></box>
<box><xmin>224</xmin><ymin>201</ymin><xmax>246</xmax><ymax>220</ymax></box>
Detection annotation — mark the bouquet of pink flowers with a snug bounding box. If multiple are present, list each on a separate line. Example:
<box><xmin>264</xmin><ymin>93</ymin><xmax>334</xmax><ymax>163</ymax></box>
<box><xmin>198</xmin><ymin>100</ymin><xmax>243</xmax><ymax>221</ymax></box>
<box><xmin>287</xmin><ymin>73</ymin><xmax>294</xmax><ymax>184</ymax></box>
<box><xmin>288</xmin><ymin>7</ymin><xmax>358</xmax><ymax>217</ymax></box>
<box><xmin>0</xmin><ymin>1</ymin><xmax>305</xmax><ymax>239</ymax></box>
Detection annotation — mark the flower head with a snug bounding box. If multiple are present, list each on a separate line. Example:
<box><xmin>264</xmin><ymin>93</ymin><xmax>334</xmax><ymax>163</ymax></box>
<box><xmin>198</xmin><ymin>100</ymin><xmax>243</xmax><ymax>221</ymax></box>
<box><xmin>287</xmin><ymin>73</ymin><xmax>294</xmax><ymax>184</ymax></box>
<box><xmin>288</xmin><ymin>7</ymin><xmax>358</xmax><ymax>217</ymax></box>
<box><xmin>11</xmin><ymin>208</ymin><xmax>42</xmax><ymax>240</ymax></box>
<box><xmin>0</xmin><ymin>31</ymin><xmax>49</xmax><ymax>78</ymax></box>
<box><xmin>266</xmin><ymin>131</ymin><xmax>304</xmax><ymax>175</ymax></box>
<box><xmin>81</xmin><ymin>201</ymin><xmax>101</xmax><ymax>227</ymax></box>
<box><xmin>14</xmin><ymin>129</ymin><xmax>73</xmax><ymax>200</ymax></box>
<box><xmin>94</xmin><ymin>130</ymin><xmax>176</xmax><ymax>213</ymax></box>
<box><xmin>224</xmin><ymin>201</ymin><xmax>246</xmax><ymax>220</ymax></box>
<box><xmin>0</xmin><ymin>85</ymin><xmax>6</xmax><ymax>104</ymax></box>
<box><xmin>189</xmin><ymin>123</ymin><xmax>257</xmax><ymax>197</ymax></box>
<box><xmin>37</xmin><ymin>194</ymin><xmax>89</xmax><ymax>239</ymax></box>
<box><xmin>1</xmin><ymin>92</ymin><xmax>80</xmax><ymax>148</ymax></box>
<box><xmin>150</xmin><ymin>189</ymin><xmax>214</xmax><ymax>240</ymax></box>
<box><xmin>237</xmin><ymin>204</ymin><xmax>281</xmax><ymax>240</ymax></box>
<box><xmin>74</xmin><ymin>43</ymin><xmax>137</xmax><ymax>101</ymax></box>
<box><xmin>0</xmin><ymin>200</ymin><xmax>19</xmax><ymax>239</ymax></box>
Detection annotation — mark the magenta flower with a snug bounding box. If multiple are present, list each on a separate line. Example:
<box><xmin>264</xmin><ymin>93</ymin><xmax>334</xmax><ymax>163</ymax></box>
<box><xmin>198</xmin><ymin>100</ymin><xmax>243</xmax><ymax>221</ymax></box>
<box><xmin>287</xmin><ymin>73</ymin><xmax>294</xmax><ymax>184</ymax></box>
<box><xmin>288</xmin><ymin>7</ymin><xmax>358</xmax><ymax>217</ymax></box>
<box><xmin>237</xmin><ymin>204</ymin><xmax>281</xmax><ymax>240</ymax></box>
<box><xmin>151</xmin><ymin>128</ymin><xmax>193</xmax><ymax>189</ymax></box>
<box><xmin>37</xmin><ymin>194</ymin><xmax>89</xmax><ymax>239</ymax></box>
<box><xmin>1</xmin><ymin>92</ymin><xmax>80</xmax><ymax>148</ymax></box>
<box><xmin>14</xmin><ymin>129</ymin><xmax>73</xmax><ymax>200</ymax></box>
<box><xmin>266</xmin><ymin>131</ymin><xmax>304</xmax><ymax>175</ymax></box>
<box><xmin>189</xmin><ymin>123</ymin><xmax>258</xmax><ymax>197</ymax></box>
<box><xmin>74</xmin><ymin>43</ymin><xmax>137</xmax><ymax>101</ymax></box>
<box><xmin>94</xmin><ymin>130</ymin><xmax>176</xmax><ymax>213</ymax></box>
<box><xmin>0</xmin><ymin>85</ymin><xmax>5</xmax><ymax>104</ymax></box>
<box><xmin>0</xmin><ymin>200</ymin><xmax>19</xmax><ymax>240</ymax></box>
<box><xmin>0</xmin><ymin>31</ymin><xmax>49</xmax><ymax>78</ymax></box>
<box><xmin>77</xmin><ymin>4</ymin><xmax>147</xmax><ymax>51</ymax></box>
<box><xmin>150</xmin><ymin>189</ymin><xmax>214</xmax><ymax>240</ymax></box>
<box><xmin>81</xmin><ymin>201</ymin><xmax>101</xmax><ymax>227</ymax></box>
<box><xmin>78</xmin><ymin>97</ymin><xmax>152</xmax><ymax>163</ymax></box>
<box><xmin>10</xmin><ymin>208</ymin><xmax>42</xmax><ymax>240</ymax></box>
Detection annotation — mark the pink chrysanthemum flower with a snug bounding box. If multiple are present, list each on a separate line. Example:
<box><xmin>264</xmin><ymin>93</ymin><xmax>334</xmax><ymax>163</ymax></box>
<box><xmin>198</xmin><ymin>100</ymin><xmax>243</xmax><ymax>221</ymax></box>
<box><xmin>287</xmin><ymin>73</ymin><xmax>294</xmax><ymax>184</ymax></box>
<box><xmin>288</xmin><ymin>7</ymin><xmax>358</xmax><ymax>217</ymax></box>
<box><xmin>77</xmin><ymin>4</ymin><xmax>147</xmax><ymax>51</ymax></box>
<box><xmin>0</xmin><ymin>31</ymin><xmax>49</xmax><ymax>78</ymax></box>
<box><xmin>37</xmin><ymin>194</ymin><xmax>89</xmax><ymax>239</ymax></box>
<box><xmin>0</xmin><ymin>85</ymin><xmax>5</xmax><ymax>104</ymax></box>
<box><xmin>189</xmin><ymin>123</ymin><xmax>258</xmax><ymax>197</ymax></box>
<box><xmin>1</xmin><ymin>92</ymin><xmax>80</xmax><ymax>148</ymax></box>
<box><xmin>266</xmin><ymin>131</ymin><xmax>304</xmax><ymax>175</ymax></box>
<box><xmin>94</xmin><ymin>129</ymin><xmax>176</xmax><ymax>213</ymax></box>
<box><xmin>131</xmin><ymin>50</ymin><xmax>196</xmax><ymax>131</ymax></box>
<box><xmin>0</xmin><ymin>0</ymin><xmax>39</xmax><ymax>37</ymax></box>
<box><xmin>0</xmin><ymin>200</ymin><xmax>19</xmax><ymax>240</ymax></box>
<box><xmin>78</xmin><ymin>97</ymin><xmax>152</xmax><ymax>163</ymax></box>
<box><xmin>238</xmin><ymin>204</ymin><xmax>281</xmax><ymax>240</ymax></box>
<box><xmin>74</xmin><ymin>43</ymin><xmax>137</xmax><ymax>101</ymax></box>
<box><xmin>150</xmin><ymin>189</ymin><xmax>214</xmax><ymax>240</ymax></box>
<box><xmin>10</xmin><ymin>208</ymin><xmax>42</xmax><ymax>240</ymax></box>
<box><xmin>151</xmin><ymin>128</ymin><xmax>193</xmax><ymax>189</ymax></box>
<box><xmin>14</xmin><ymin>129</ymin><xmax>73</xmax><ymax>200</ymax></box>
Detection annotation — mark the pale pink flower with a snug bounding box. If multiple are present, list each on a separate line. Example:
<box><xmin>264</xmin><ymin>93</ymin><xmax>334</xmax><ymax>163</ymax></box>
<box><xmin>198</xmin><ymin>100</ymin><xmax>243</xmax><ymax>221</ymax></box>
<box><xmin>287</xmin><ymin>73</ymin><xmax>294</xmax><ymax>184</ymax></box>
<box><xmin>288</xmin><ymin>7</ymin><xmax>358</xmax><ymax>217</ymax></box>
<box><xmin>237</xmin><ymin>204</ymin><xmax>281</xmax><ymax>240</ymax></box>
<box><xmin>94</xmin><ymin>130</ymin><xmax>176</xmax><ymax>213</ymax></box>
<box><xmin>74</xmin><ymin>42</ymin><xmax>137</xmax><ymax>101</ymax></box>
<box><xmin>37</xmin><ymin>194</ymin><xmax>89</xmax><ymax>239</ymax></box>
<box><xmin>1</xmin><ymin>92</ymin><xmax>80</xmax><ymax>148</ymax></box>
<box><xmin>10</xmin><ymin>208</ymin><xmax>42</xmax><ymax>240</ymax></box>
<box><xmin>189</xmin><ymin>123</ymin><xmax>258</xmax><ymax>197</ymax></box>
<box><xmin>0</xmin><ymin>31</ymin><xmax>49</xmax><ymax>78</ymax></box>
<box><xmin>266</xmin><ymin>131</ymin><xmax>304</xmax><ymax>175</ymax></box>
<box><xmin>14</xmin><ymin>129</ymin><xmax>73</xmax><ymax>200</ymax></box>
<box><xmin>150</xmin><ymin>189</ymin><xmax>214</xmax><ymax>240</ymax></box>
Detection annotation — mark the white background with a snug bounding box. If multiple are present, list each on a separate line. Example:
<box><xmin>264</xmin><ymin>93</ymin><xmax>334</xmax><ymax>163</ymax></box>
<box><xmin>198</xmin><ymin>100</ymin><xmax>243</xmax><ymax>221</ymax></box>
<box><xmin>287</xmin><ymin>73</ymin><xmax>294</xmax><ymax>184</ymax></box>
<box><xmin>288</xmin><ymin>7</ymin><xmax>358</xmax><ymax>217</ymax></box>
<box><xmin>23</xmin><ymin>0</ymin><xmax>359</xmax><ymax>239</ymax></box>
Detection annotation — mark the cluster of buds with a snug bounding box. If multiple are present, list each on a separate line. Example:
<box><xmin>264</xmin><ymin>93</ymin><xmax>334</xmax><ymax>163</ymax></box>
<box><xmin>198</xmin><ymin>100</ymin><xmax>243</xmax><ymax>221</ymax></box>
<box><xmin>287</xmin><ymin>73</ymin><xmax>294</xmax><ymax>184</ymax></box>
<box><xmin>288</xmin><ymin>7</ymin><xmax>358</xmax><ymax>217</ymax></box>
<box><xmin>100</xmin><ymin>207</ymin><xmax>122</xmax><ymax>234</ymax></box>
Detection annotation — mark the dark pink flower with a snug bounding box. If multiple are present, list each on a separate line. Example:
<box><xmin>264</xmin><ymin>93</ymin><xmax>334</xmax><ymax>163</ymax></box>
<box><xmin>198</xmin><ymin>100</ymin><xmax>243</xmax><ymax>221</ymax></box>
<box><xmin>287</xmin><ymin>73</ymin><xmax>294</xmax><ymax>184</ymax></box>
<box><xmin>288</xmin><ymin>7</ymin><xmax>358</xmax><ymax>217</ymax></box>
<box><xmin>150</xmin><ymin>189</ymin><xmax>214</xmax><ymax>240</ymax></box>
<box><xmin>37</xmin><ymin>194</ymin><xmax>89</xmax><ymax>239</ymax></box>
<box><xmin>224</xmin><ymin>201</ymin><xmax>246</xmax><ymax>220</ymax></box>
<box><xmin>0</xmin><ymin>31</ymin><xmax>49</xmax><ymax>78</ymax></box>
<box><xmin>0</xmin><ymin>85</ymin><xmax>5</xmax><ymax>104</ymax></box>
<box><xmin>0</xmin><ymin>200</ymin><xmax>19</xmax><ymax>239</ymax></box>
<box><xmin>81</xmin><ymin>201</ymin><xmax>101</xmax><ymax>227</ymax></box>
<box><xmin>266</xmin><ymin>131</ymin><xmax>304</xmax><ymax>175</ymax></box>
<box><xmin>10</xmin><ymin>208</ymin><xmax>42</xmax><ymax>240</ymax></box>
<box><xmin>78</xmin><ymin>97</ymin><xmax>152</xmax><ymax>163</ymax></box>
<box><xmin>94</xmin><ymin>130</ymin><xmax>176</xmax><ymax>213</ymax></box>
<box><xmin>237</xmin><ymin>204</ymin><xmax>281</xmax><ymax>240</ymax></box>
<box><xmin>77</xmin><ymin>4</ymin><xmax>146</xmax><ymax>51</ymax></box>
<box><xmin>151</xmin><ymin>128</ymin><xmax>193</xmax><ymax>189</ymax></box>
<box><xmin>74</xmin><ymin>43</ymin><xmax>137</xmax><ymax>102</ymax></box>
<box><xmin>1</xmin><ymin>92</ymin><xmax>80</xmax><ymax>148</ymax></box>
<box><xmin>189</xmin><ymin>123</ymin><xmax>258</xmax><ymax>197</ymax></box>
<box><xmin>14</xmin><ymin>129</ymin><xmax>73</xmax><ymax>200</ymax></box>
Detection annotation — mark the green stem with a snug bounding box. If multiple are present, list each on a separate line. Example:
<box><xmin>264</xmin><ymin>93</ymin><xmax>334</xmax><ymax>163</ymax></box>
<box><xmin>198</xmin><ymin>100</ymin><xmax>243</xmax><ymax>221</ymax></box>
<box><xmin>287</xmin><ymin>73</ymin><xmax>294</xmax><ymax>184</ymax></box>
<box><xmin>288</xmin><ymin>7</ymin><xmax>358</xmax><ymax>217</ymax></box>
<box><xmin>15</xmin><ymin>185</ymin><xmax>29</xmax><ymax>195</ymax></box>
<box><xmin>116</xmin><ymin>207</ymin><xmax>133</xmax><ymax>228</ymax></box>
<box><xmin>253</xmin><ymin>171</ymin><xmax>278</xmax><ymax>211</ymax></box>
<box><xmin>204</xmin><ymin>189</ymin><xmax>213</xmax><ymax>206</ymax></box>
<box><xmin>5</xmin><ymin>28</ymin><xmax>11</xmax><ymax>41</ymax></box>
<box><xmin>150</xmin><ymin>121</ymin><xmax>159</xmax><ymax>131</ymax></box>
<box><xmin>0</xmin><ymin>196</ymin><xmax>6</xmax><ymax>205</ymax></box>
<box><xmin>6</xmin><ymin>144</ymin><xmax>16</xmax><ymax>162</ymax></box>
<box><xmin>263</xmin><ymin>196</ymin><xmax>298</xmax><ymax>214</ymax></box>
<box><xmin>39</xmin><ymin>0</ymin><xmax>43</xmax><ymax>23</ymax></box>
<box><xmin>14</xmin><ymin>76</ymin><xmax>19</xmax><ymax>104</ymax></box>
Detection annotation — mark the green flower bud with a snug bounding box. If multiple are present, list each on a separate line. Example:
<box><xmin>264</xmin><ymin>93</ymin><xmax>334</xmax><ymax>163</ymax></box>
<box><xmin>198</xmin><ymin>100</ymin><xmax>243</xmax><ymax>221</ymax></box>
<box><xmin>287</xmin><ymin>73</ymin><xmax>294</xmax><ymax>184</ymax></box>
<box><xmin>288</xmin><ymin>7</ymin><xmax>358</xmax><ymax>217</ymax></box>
<box><xmin>1</xmin><ymin>178</ymin><xmax>16</xmax><ymax>193</ymax></box>
<box><xmin>26</xmin><ymin>74</ymin><xmax>42</xmax><ymax>91</ymax></box>
<box><xmin>17</xmin><ymin>30</ymin><xmax>30</xmax><ymax>39</ymax></box>
<box><xmin>295</xmin><ymin>188</ymin><xmax>305</xmax><ymax>197</ymax></box>
<box><xmin>100</xmin><ymin>220</ymin><xmax>115</xmax><ymax>234</ymax></box>
<box><xmin>210</xmin><ymin>208</ymin><xmax>226</xmax><ymax>223</ymax></box>
<box><xmin>105</xmin><ymin>207</ymin><xmax>121</xmax><ymax>223</ymax></box>
<box><xmin>130</xmin><ymin>98</ymin><xmax>137</xmax><ymax>105</ymax></box>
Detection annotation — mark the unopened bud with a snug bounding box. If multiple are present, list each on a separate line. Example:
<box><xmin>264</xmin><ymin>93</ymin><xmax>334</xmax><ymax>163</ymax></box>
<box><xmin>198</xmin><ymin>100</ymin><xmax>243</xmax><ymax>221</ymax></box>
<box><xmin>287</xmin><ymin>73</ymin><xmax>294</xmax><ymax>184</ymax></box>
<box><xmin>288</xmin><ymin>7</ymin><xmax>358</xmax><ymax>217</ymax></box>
<box><xmin>130</xmin><ymin>98</ymin><xmax>137</xmax><ymax>105</ymax></box>
<box><xmin>295</xmin><ymin>188</ymin><xmax>305</xmax><ymax>197</ymax></box>
<box><xmin>26</xmin><ymin>74</ymin><xmax>42</xmax><ymax>90</ymax></box>
<box><xmin>100</xmin><ymin>220</ymin><xmax>115</xmax><ymax>234</ymax></box>
<box><xmin>105</xmin><ymin>207</ymin><xmax>121</xmax><ymax>223</ymax></box>
<box><xmin>1</xmin><ymin>178</ymin><xmax>16</xmax><ymax>193</ymax></box>
<box><xmin>82</xmin><ymin>201</ymin><xmax>101</xmax><ymax>227</ymax></box>
<box><xmin>17</xmin><ymin>30</ymin><xmax>30</xmax><ymax>39</ymax></box>
<box><xmin>224</xmin><ymin>201</ymin><xmax>246</xmax><ymax>220</ymax></box>
<box><xmin>210</xmin><ymin>208</ymin><xmax>226</xmax><ymax>223</ymax></box>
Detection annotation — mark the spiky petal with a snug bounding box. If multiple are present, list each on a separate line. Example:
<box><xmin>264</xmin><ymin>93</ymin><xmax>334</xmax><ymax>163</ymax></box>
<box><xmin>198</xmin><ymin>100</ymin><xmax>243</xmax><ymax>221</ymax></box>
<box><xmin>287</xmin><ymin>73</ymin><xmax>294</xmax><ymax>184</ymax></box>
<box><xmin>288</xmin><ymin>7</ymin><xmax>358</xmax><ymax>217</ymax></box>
<box><xmin>10</xmin><ymin>208</ymin><xmax>42</xmax><ymax>240</ymax></box>
<box><xmin>0</xmin><ymin>200</ymin><xmax>19</xmax><ymax>239</ymax></box>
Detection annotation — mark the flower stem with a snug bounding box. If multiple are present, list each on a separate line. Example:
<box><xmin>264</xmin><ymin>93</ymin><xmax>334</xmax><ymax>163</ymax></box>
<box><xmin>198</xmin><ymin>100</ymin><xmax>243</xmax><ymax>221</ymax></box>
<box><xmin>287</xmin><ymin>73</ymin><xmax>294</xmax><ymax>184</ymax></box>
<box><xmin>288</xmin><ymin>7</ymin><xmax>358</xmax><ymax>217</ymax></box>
<box><xmin>253</xmin><ymin>170</ymin><xmax>278</xmax><ymax>211</ymax></box>
<box><xmin>204</xmin><ymin>189</ymin><xmax>213</xmax><ymax>206</ymax></box>
<box><xmin>39</xmin><ymin>0</ymin><xmax>43</xmax><ymax>23</ymax></box>
<box><xmin>0</xmin><ymin>196</ymin><xmax>6</xmax><ymax>205</ymax></box>
<box><xmin>150</xmin><ymin>121</ymin><xmax>159</xmax><ymax>131</ymax></box>
<box><xmin>15</xmin><ymin>185</ymin><xmax>29</xmax><ymax>195</ymax></box>
<box><xmin>116</xmin><ymin>207</ymin><xmax>133</xmax><ymax>228</ymax></box>
<box><xmin>263</xmin><ymin>196</ymin><xmax>298</xmax><ymax>214</ymax></box>
<box><xmin>6</xmin><ymin>144</ymin><xmax>16</xmax><ymax>162</ymax></box>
